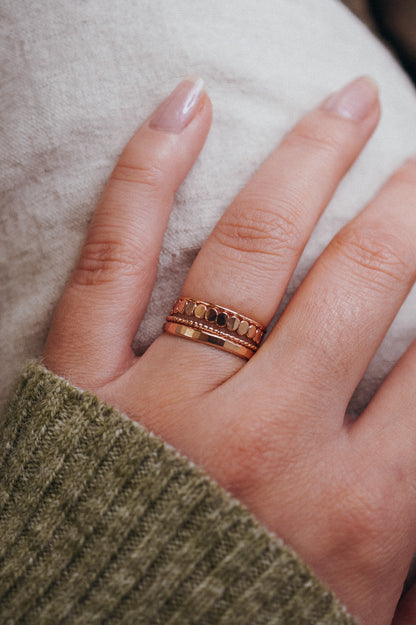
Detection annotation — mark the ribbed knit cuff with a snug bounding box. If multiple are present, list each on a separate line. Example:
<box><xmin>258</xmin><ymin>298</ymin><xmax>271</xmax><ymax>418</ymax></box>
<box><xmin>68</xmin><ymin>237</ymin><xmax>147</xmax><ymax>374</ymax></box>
<box><xmin>0</xmin><ymin>362</ymin><xmax>356</xmax><ymax>625</ymax></box>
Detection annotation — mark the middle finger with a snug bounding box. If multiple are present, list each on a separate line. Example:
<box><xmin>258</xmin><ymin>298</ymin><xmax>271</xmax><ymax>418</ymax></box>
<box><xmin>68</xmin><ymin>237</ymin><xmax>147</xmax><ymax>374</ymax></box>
<box><xmin>256</xmin><ymin>155</ymin><xmax>416</xmax><ymax>421</ymax></box>
<box><xmin>162</xmin><ymin>77</ymin><xmax>379</xmax><ymax>370</ymax></box>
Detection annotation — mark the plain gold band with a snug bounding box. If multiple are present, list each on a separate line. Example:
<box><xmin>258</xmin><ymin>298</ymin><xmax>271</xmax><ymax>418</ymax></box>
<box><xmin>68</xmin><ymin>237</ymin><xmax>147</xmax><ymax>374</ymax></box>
<box><xmin>164</xmin><ymin>322</ymin><xmax>255</xmax><ymax>359</ymax></box>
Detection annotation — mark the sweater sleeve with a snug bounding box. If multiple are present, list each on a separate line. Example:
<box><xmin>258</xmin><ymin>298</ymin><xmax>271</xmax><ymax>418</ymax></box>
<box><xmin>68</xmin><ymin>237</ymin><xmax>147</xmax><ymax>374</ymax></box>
<box><xmin>0</xmin><ymin>362</ymin><xmax>357</xmax><ymax>625</ymax></box>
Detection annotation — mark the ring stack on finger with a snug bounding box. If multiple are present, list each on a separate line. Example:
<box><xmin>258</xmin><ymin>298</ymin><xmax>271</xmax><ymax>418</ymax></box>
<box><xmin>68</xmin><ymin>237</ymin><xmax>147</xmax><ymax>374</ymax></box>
<box><xmin>164</xmin><ymin>297</ymin><xmax>266</xmax><ymax>359</ymax></box>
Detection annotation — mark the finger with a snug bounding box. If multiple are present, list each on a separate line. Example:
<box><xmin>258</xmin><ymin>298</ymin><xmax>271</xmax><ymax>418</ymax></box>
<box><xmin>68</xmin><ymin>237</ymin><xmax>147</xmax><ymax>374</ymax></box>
<box><xmin>159</xmin><ymin>77</ymin><xmax>379</xmax><ymax>373</ymax></box>
<box><xmin>184</xmin><ymin>77</ymin><xmax>378</xmax><ymax>324</ymax></box>
<box><xmin>258</xmin><ymin>156</ymin><xmax>416</xmax><ymax>421</ymax></box>
<box><xmin>43</xmin><ymin>77</ymin><xmax>212</xmax><ymax>389</ymax></box>
<box><xmin>350</xmin><ymin>336</ymin><xmax>416</xmax><ymax>485</ymax></box>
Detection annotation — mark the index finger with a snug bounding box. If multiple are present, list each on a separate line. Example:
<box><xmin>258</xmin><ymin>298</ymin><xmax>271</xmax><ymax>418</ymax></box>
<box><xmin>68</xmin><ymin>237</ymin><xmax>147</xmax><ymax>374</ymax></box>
<box><xmin>43</xmin><ymin>77</ymin><xmax>212</xmax><ymax>390</ymax></box>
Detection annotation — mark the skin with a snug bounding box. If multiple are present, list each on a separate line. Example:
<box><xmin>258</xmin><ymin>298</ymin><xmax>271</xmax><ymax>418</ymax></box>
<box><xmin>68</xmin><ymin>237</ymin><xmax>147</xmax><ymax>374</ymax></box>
<box><xmin>43</xmin><ymin>77</ymin><xmax>416</xmax><ymax>625</ymax></box>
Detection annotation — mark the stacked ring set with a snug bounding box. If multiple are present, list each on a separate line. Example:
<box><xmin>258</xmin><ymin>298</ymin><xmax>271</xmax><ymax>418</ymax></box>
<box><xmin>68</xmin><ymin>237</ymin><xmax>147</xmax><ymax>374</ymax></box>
<box><xmin>164</xmin><ymin>297</ymin><xmax>266</xmax><ymax>359</ymax></box>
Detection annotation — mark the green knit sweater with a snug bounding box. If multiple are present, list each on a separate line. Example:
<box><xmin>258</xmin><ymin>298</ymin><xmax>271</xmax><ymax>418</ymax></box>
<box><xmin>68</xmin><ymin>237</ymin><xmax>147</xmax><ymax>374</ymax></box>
<box><xmin>0</xmin><ymin>362</ymin><xmax>357</xmax><ymax>624</ymax></box>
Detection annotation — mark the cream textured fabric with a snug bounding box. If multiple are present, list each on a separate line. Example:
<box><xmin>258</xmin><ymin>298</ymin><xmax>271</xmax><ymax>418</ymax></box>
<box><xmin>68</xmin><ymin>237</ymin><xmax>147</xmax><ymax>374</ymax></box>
<box><xmin>1</xmin><ymin>0</ymin><xmax>416</xmax><ymax>414</ymax></box>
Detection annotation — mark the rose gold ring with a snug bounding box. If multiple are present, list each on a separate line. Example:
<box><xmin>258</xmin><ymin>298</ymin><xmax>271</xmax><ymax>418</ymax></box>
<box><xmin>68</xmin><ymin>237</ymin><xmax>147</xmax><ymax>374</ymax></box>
<box><xmin>163</xmin><ymin>297</ymin><xmax>266</xmax><ymax>359</ymax></box>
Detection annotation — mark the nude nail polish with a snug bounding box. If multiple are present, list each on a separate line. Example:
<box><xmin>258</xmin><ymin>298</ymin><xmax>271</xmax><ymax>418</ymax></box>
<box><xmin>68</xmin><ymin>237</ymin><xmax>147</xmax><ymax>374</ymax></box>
<box><xmin>150</xmin><ymin>76</ymin><xmax>205</xmax><ymax>133</ymax></box>
<box><xmin>322</xmin><ymin>76</ymin><xmax>379</xmax><ymax>121</ymax></box>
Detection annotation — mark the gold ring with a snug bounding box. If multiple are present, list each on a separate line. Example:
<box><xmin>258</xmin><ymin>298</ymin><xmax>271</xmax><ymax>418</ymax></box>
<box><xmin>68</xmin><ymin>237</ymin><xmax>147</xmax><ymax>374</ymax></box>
<box><xmin>163</xmin><ymin>297</ymin><xmax>266</xmax><ymax>359</ymax></box>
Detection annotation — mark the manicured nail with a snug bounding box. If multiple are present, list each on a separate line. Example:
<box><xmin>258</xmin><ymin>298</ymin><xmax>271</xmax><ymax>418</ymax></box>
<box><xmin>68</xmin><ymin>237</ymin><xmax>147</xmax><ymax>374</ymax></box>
<box><xmin>322</xmin><ymin>76</ymin><xmax>379</xmax><ymax>121</ymax></box>
<box><xmin>150</xmin><ymin>76</ymin><xmax>205</xmax><ymax>133</ymax></box>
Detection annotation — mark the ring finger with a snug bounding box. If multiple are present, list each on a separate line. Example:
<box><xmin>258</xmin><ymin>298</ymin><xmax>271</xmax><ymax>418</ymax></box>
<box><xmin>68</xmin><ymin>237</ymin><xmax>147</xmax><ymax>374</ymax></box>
<box><xmin>158</xmin><ymin>77</ymin><xmax>380</xmax><ymax>376</ymax></box>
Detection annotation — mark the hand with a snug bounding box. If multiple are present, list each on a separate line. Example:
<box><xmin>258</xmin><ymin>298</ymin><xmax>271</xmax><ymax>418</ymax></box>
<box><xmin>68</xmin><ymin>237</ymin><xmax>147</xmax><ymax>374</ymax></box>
<box><xmin>43</xmin><ymin>75</ymin><xmax>416</xmax><ymax>625</ymax></box>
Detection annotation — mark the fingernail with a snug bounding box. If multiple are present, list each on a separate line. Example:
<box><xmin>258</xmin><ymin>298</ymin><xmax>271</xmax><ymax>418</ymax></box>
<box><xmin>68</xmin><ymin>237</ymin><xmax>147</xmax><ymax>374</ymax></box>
<box><xmin>150</xmin><ymin>76</ymin><xmax>205</xmax><ymax>133</ymax></box>
<box><xmin>322</xmin><ymin>76</ymin><xmax>379</xmax><ymax>121</ymax></box>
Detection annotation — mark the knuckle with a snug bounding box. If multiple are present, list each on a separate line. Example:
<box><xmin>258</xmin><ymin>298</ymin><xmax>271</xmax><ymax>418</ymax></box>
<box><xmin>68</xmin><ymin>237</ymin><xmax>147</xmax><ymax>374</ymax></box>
<box><xmin>72</xmin><ymin>238</ymin><xmax>153</xmax><ymax>287</ymax></box>
<box><xmin>328</xmin><ymin>469</ymin><xmax>404</xmax><ymax>574</ymax></box>
<box><xmin>336</xmin><ymin>491</ymin><xmax>385</xmax><ymax>544</ymax></box>
<box><xmin>212</xmin><ymin>200</ymin><xmax>302</xmax><ymax>263</ymax></box>
<box><xmin>219</xmin><ymin>414</ymin><xmax>305</xmax><ymax>499</ymax></box>
<box><xmin>333</xmin><ymin>225</ymin><xmax>414</xmax><ymax>287</ymax></box>
<box><xmin>288</xmin><ymin>118</ymin><xmax>345</xmax><ymax>158</ymax></box>
<box><xmin>111</xmin><ymin>160</ymin><xmax>165</xmax><ymax>192</ymax></box>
